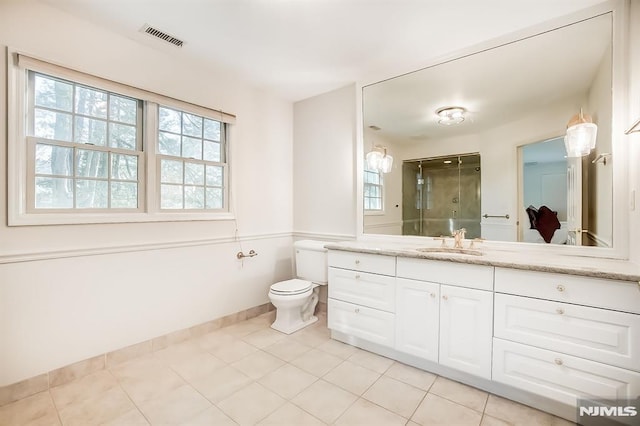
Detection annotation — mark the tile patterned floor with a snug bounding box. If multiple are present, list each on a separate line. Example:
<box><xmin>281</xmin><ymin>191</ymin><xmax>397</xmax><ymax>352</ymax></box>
<box><xmin>0</xmin><ymin>312</ymin><xmax>575</xmax><ymax>425</ymax></box>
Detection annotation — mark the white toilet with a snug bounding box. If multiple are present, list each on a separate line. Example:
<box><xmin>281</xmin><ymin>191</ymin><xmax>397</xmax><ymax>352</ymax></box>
<box><xmin>268</xmin><ymin>240</ymin><xmax>328</xmax><ymax>334</ymax></box>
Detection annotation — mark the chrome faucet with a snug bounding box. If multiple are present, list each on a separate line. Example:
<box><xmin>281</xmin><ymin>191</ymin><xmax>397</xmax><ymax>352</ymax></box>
<box><xmin>452</xmin><ymin>228</ymin><xmax>467</xmax><ymax>248</ymax></box>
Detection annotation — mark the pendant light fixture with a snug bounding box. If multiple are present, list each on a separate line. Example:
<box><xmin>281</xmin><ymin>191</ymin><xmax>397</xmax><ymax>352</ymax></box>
<box><xmin>366</xmin><ymin>146</ymin><xmax>394</xmax><ymax>173</ymax></box>
<box><xmin>564</xmin><ymin>109</ymin><xmax>597</xmax><ymax>157</ymax></box>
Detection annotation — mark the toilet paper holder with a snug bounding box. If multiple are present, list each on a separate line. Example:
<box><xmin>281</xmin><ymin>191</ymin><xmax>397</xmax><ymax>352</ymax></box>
<box><xmin>237</xmin><ymin>250</ymin><xmax>258</xmax><ymax>259</ymax></box>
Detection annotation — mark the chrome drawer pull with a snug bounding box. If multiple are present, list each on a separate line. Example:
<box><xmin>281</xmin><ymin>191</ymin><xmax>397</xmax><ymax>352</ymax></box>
<box><xmin>556</xmin><ymin>308</ymin><xmax>564</xmax><ymax>315</ymax></box>
<box><xmin>556</xmin><ymin>284</ymin><xmax>565</xmax><ymax>292</ymax></box>
<box><xmin>442</xmin><ymin>295</ymin><xmax>448</xmax><ymax>300</ymax></box>
<box><xmin>554</xmin><ymin>358</ymin><xmax>563</xmax><ymax>366</ymax></box>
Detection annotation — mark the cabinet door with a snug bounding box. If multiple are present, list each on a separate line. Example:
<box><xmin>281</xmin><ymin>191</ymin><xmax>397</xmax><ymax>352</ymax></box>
<box><xmin>328</xmin><ymin>298</ymin><xmax>395</xmax><ymax>347</ymax></box>
<box><xmin>439</xmin><ymin>285</ymin><xmax>493</xmax><ymax>379</ymax></box>
<box><xmin>395</xmin><ymin>278</ymin><xmax>439</xmax><ymax>361</ymax></box>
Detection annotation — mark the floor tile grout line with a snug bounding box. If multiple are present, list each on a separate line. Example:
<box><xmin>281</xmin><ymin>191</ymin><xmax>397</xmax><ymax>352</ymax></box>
<box><xmin>106</xmin><ymin>367</ymin><xmax>153</xmax><ymax>425</ymax></box>
<box><xmin>47</xmin><ymin>389</ymin><xmax>64</xmax><ymax>426</ymax></box>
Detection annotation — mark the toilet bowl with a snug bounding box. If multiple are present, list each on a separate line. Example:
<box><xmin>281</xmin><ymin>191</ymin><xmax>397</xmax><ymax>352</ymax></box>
<box><xmin>268</xmin><ymin>240</ymin><xmax>328</xmax><ymax>334</ymax></box>
<box><xmin>269</xmin><ymin>279</ymin><xmax>319</xmax><ymax>334</ymax></box>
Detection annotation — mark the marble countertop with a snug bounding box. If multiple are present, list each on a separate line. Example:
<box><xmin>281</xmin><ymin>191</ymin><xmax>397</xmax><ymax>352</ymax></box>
<box><xmin>324</xmin><ymin>241</ymin><xmax>640</xmax><ymax>282</ymax></box>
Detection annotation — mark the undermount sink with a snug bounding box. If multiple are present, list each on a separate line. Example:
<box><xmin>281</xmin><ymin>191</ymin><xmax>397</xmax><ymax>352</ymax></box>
<box><xmin>414</xmin><ymin>247</ymin><xmax>484</xmax><ymax>256</ymax></box>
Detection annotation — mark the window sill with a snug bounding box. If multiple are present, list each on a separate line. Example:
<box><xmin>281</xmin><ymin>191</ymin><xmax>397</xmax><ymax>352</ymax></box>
<box><xmin>8</xmin><ymin>211</ymin><xmax>236</xmax><ymax>226</ymax></box>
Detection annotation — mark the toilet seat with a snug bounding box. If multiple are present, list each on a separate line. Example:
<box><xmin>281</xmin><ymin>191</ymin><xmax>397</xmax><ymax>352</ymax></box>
<box><xmin>270</xmin><ymin>279</ymin><xmax>312</xmax><ymax>296</ymax></box>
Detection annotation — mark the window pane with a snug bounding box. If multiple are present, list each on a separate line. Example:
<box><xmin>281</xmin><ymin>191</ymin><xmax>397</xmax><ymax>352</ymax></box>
<box><xmin>370</xmin><ymin>186</ymin><xmax>380</xmax><ymax>197</ymax></box>
<box><xmin>204</xmin><ymin>119</ymin><xmax>221</xmax><ymax>141</ymax></box>
<box><xmin>35</xmin><ymin>177</ymin><xmax>73</xmax><ymax>208</ymax></box>
<box><xmin>76</xmin><ymin>179</ymin><xmax>108</xmax><ymax>208</ymax></box>
<box><xmin>185</xmin><ymin>186</ymin><xmax>204</xmax><ymax>209</ymax></box>
<box><xmin>109</xmin><ymin>95</ymin><xmax>137</xmax><ymax>124</ymax></box>
<box><xmin>159</xmin><ymin>107</ymin><xmax>181</xmax><ymax>133</ymax></box>
<box><xmin>34</xmin><ymin>109</ymin><xmax>72</xmax><ymax>141</ymax></box>
<box><xmin>111</xmin><ymin>182</ymin><xmax>137</xmax><ymax>208</ymax></box>
<box><xmin>34</xmin><ymin>74</ymin><xmax>72</xmax><ymax>111</ymax></box>
<box><xmin>109</xmin><ymin>123</ymin><xmax>136</xmax><ymax>150</ymax></box>
<box><xmin>35</xmin><ymin>144</ymin><xmax>73</xmax><ymax>176</ymax></box>
<box><xmin>206</xmin><ymin>165</ymin><xmax>223</xmax><ymax>187</ymax></box>
<box><xmin>158</xmin><ymin>131</ymin><xmax>181</xmax><ymax>156</ymax></box>
<box><xmin>185</xmin><ymin>162</ymin><xmax>204</xmax><ymax>185</ymax></box>
<box><xmin>206</xmin><ymin>187</ymin><xmax>223</xmax><ymax>209</ymax></box>
<box><xmin>160</xmin><ymin>159</ymin><xmax>183</xmax><ymax>184</ymax></box>
<box><xmin>74</xmin><ymin>116</ymin><xmax>107</xmax><ymax>146</ymax></box>
<box><xmin>76</xmin><ymin>149</ymin><xmax>107</xmax><ymax>178</ymax></box>
<box><xmin>111</xmin><ymin>154</ymin><xmax>138</xmax><ymax>181</ymax></box>
<box><xmin>182</xmin><ymin>113</ymin><xmax>202</xmax><ymax>137</ymax></box>
<box><xmin>182</xmin><ymin>136</ymin><xmax>202</xmax><ymax>159</ymax></box>
<box><xmin>161</xmin><ymin>184</ymin><xmax>183</xmax><ymax>209</ymax></box>
<box><xmin>364</xmin><ymin>198</ymin><xmax>371</xmax><ymax>210</ymax></box>
<box><xmin>75</xmin><ymin>86</ymin><xmax>107</xmax><ymax>118</ymax></box>
<box><xmin>203</xmin><ymin>141</ymin><xmax>221</xmax><ymax>162</ymax></box>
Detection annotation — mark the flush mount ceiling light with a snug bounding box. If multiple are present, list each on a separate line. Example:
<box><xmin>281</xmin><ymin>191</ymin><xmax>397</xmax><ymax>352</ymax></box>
<box><xmin>436</xmin><ymin>106</ymin><xmax>466</xmax><ymax>126</ymax></box>
<box><xmin>564</xmin><ymin>108</ymin><xmax>597</xmax><ymax>157</ymax></box>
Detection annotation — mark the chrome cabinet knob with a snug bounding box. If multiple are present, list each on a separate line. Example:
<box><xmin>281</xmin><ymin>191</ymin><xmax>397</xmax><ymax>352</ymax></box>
<box><xmin>355</xmin><ymin>308</ymin><xmax>360</xmax><ymax>314</ymax></box>
<box><xmin>442</xmin><ymin>295</ymin><xmax>448</xmax><ymax>300</ymax></box>
<box><xmin>355</xmin><ymin>259</ymin><xmax>360</xmax><ymax>265</ymax></box>
<box><xmin>556</xmin><ymin>308</ymin><xmax>564</xmax><ymax>315</ymax></box>
<box><xmin>355</xmin><ymin>274</ymin><xmax>360</xmax><ymax>279</ymax></box>
<box><xmin>430</xmin><ymin>293</ymin><xmax>436</xmax><ymax>298</ymax></box>
<box><xmin>554</xmin><ymin>358</ymin><xmax>563</xmax><ymax>366</ymax></box>
<box><xmin>556</xmin><ymin>284</ymin><xmax>565</xmax><ymax>292</ymax></box>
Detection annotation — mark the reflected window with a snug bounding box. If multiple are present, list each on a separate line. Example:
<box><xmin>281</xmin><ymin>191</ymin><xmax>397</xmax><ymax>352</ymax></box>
<box><xmin>364</xmin><ymin>164</ymin><xmax>383</xmax><ymax>212</ymax></box>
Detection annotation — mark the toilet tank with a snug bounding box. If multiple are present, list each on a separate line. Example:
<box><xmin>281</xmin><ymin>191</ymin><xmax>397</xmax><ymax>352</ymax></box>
<box><xmin>294</xmin><ymin>240</ymin><xmax>329</xmax><ymax>285</ymax></box>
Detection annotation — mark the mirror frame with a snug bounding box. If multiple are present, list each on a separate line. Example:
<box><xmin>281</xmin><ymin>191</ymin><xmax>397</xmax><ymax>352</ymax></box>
<box><xmin>355</xmin><ymin>0</ymin><xmax>630</xmax><ymax>259</ymax></box>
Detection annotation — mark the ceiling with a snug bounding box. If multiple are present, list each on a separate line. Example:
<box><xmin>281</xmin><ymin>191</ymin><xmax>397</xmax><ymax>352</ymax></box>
<box><xmin>40</xmin><ymin>0</ymin><xmax>606</xmax><ymax>102</ymax></box>
<box><xmin>362</xmin><ymin>12</ymin><xmax>612</xmax><ymax>143</ymax></box>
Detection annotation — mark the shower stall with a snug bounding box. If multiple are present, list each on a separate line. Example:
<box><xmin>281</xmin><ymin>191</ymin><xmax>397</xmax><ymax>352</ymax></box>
<box><xmin>402</xmin><ymin>154</ymin><xmax>481</xmax><ymax>238</ymax></box>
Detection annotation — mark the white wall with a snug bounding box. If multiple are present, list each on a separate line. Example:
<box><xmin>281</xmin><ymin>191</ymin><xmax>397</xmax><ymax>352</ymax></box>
<box><xmin>0</xmin><ymin>1</ymin><xmax>294</xmax><ymax>385</ymax></box>
<box><xmin>629</xmin><ymin>1</ymin><xmax>640</xmax><ymax>265</ymax></box>
<box><xmin>293</xmin><ymin>84</ymin><xmax>357</xmax><ymax>239</ymax></box>
<box><xmin>362</xmin><ymin>128</ymin><xmax>403</xmax><ymax>235</ymax></box>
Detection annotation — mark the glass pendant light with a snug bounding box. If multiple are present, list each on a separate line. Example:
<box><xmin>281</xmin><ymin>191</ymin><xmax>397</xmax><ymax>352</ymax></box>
<box><xmin>564</xmin><ymin>109</ymin><xmax>597</xmax><ymax>157</ymax></box>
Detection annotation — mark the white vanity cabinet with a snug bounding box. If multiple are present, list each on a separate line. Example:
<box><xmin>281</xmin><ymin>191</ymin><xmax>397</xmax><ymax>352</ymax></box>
<box><xmin>395</xmin><ymin>258</ymin><xmax>494</xmax><ymax>379</ymax></box>
<box><xmin>327</xmin><ymin>251</ymin><xmax>396</xmax><ymax>347</ymax></box>
<box><xmin>493</xmin><ymin>268</ymin><xmax>640</xmax><ymax>404</ymax></box>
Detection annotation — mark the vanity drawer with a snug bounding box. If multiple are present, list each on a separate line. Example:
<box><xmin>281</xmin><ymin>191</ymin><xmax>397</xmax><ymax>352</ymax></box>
<box><xmin>493</xmin><ymin>338</ymin><xmax>640</xmax><ymax>405</ymax></box>
<box><xmin>397</xmin><ymin>257</ymin><xmax>493</xmax><ymax>291</ymax></box>
<box><xmin>328</xmin><ymin>251</ymin><xmax>396</xmax><ymax>276</ymax></box>
<box><xmin>328</xmin><ymin>267</ymin><xmax>395</xmax><ymax>312</ymax></box>
<box><xmin>494</xmin><ymin>268</ymin><xmax>640</xmax><ymax>314</ymax></box>
<box><xmin>328</xmin><ymin>299</ymin><xmax>395</xmax><ymax>347</ymax></box>
<box><xmin>495</xmin><ymin>294</ymin><xmax>640</xmax><ymax>371</ymax></box>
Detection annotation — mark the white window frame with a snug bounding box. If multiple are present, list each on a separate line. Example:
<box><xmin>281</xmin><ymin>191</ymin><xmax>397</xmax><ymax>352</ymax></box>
<box><xmin>363</xmin><ymin>165</ymin><xmax>384</xmax><ymax>215</ymax></box>
<box><xmin>8</xmin><ymin>50</ymin><xmax>236</xmax><ymax>226</ymax></box>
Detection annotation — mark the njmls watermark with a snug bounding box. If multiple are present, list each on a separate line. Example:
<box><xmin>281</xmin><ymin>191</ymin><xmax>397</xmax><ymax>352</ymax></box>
<box><xmin>577</xmin><ymin>398</ymin><xmax>639</xmax><ymax>426</ymax></box>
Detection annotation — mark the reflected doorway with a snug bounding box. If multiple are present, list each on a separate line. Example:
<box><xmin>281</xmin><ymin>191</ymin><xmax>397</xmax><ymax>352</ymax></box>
<box><xmin>402</xmin><ymin>154</ymin><xmax>481</xmax><ymax>238</ymax></box>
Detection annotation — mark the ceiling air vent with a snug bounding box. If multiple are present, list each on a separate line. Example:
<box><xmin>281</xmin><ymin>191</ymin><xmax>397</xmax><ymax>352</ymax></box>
<box><xmin>141</xmin><ymin>24</ymin><xmax>184</xmax><ymax>48</ymax></box>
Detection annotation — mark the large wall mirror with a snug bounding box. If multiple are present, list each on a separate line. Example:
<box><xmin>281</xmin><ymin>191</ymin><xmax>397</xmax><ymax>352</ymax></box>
<box><xmin>362</xmin><ymin>12</ymin><xmax>615</xmax><ymax>248</ymax></box>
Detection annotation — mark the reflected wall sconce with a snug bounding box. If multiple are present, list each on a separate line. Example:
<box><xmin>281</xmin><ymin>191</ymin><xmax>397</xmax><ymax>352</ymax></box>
<box><xmin>436</xmin><ymin>106</ymin><xmax>466</xmax><ymax>125</ymax></box>
<box><xmin>366</xmin><ymin>146</ymin><xmax>394</xmax><ymax>173</ymax></box>
<box><xmin>564</xmin><ymin>109</ymin><xmax>597</xmax><ymax>157</ymax></box>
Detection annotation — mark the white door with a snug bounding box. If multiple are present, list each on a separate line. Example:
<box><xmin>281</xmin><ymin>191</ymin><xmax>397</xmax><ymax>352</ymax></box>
<box><xmin>439</xmin><ymin>285</ymin><xmax>493</xmax><ymax>379</ymax></box>
<box><xmin>566</xmin><ymin>157</ymin><xmax>583</xmax><ymax>245</ymax></box>
<box><xmin>395</xmin><ymin>278</ymin><xmax>439</xmax><ymax>361</ymax></box>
